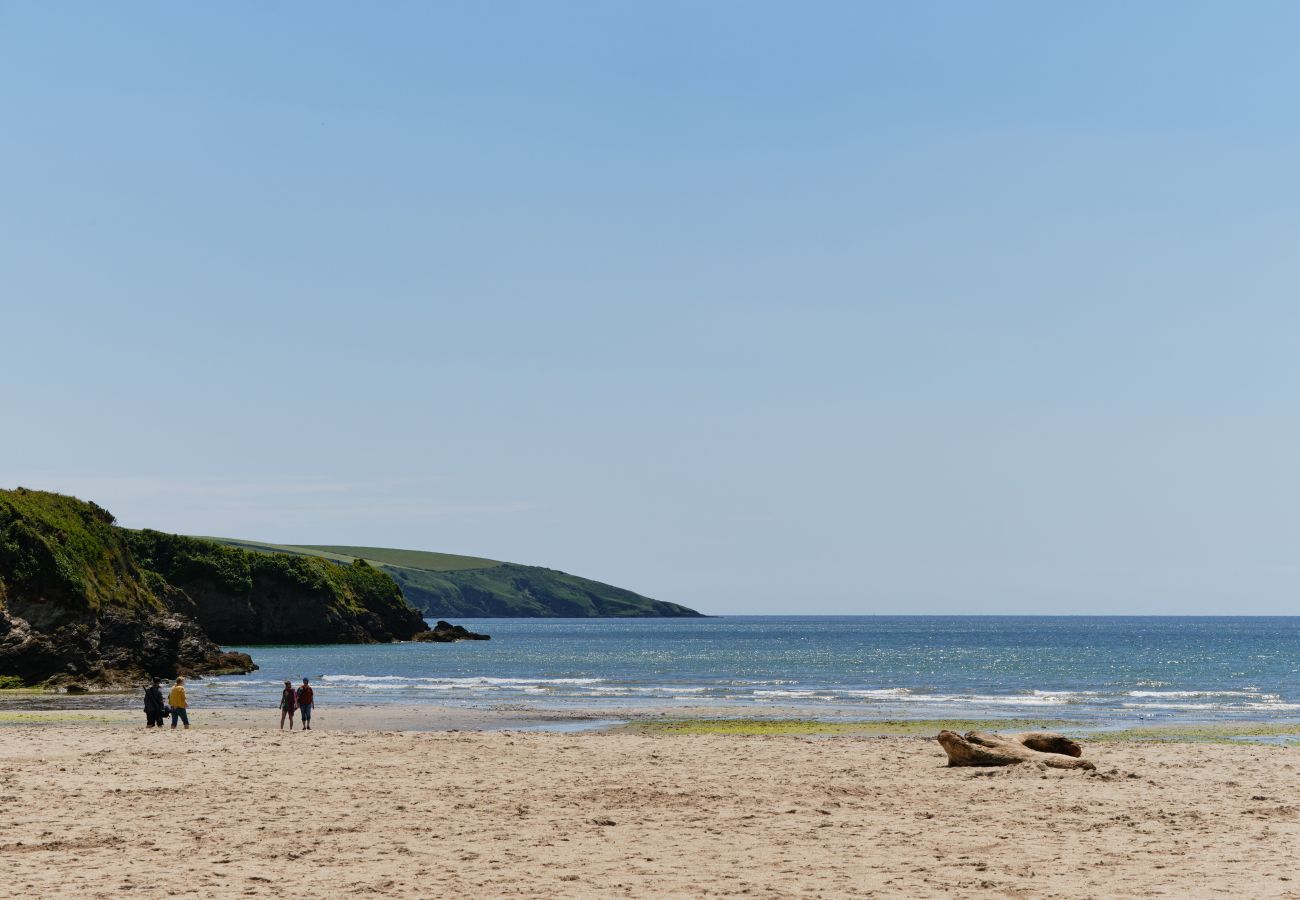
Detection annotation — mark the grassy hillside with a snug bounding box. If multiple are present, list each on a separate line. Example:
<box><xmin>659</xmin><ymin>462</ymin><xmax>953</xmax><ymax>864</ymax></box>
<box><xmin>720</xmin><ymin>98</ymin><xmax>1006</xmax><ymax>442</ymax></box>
<box><xmin>300</xmin><ymin>545</ymin><xmax>502</xmax><ymax>572</ymax></box>
<box><xmin>205</xmin><ymin>538</ymin><xmax>703</xmax><ymax>618</ymax></box>
<box><xmin>196</xmin><ymin>540</ymin><xmax>499</xmax><ymax>572</ymax></box>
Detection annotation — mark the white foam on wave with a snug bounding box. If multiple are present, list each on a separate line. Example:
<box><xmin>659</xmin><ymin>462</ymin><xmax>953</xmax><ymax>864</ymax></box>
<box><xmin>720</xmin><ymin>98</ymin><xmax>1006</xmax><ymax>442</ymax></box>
<box><xmin>742</xmin><ymin>688</ymin><xmax>1078</xmax><ymax>706</ymax></box>
<box><xmin>906</xmin><ymin>694</ymin><xmax>1070</xmax><ymax>706</ymax></box>
<box><xmin>735</xmin><ymin>679</ymin><xmax>798</xmax><ymax>686</ymax></box>
<box><xmin>1127</xmin><ymin>690</ymin><xmax>1269</xmax><ymax>699</ymax></box>
<box><xmin>1121</xmin><ymin>702</ymin><xmax>1218</xmax><ymax>710</ymax></box>
<box><xmin>1245</xmin><ymin>701</ymin><xmax>1300</xmax><ymax>711</ymax></box>
<box><xmin>320</xmin><ymin>675</ymin><xmax>602</xmax><ymax>686</ymax></box>
<box><xmin>218</xmin><ymin>673</ymin><xmax>1296</xmax><ymax>719</ymax></box>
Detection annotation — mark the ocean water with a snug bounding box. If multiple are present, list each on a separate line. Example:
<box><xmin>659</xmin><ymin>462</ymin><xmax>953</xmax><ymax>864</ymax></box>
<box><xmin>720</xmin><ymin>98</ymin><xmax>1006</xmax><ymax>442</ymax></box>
<box><xmin>188</xmin><ymin>616</ymin><xmax>1300</xmax><ymax>725</ymax></box>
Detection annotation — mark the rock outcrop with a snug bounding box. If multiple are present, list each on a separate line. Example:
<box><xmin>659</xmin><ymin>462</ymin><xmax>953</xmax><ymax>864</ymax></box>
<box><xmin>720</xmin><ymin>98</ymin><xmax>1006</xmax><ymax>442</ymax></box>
<box><xmin>411</xmin><ymin>620</ymin><xmax>491</xmax><ymax>642</ymax></box>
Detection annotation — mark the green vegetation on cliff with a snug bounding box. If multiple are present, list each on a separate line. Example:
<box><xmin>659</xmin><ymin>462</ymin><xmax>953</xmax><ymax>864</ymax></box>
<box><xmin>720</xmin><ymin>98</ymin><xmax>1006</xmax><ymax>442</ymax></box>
<box><xmin>126</xmin><ymin>531</ymin><xmax>429</xmax><ymax>644</ymax></box>
<box><xmin>0</xmin><ymin>489</ymin><xmax>255</xmax><ymax>686</ymax></box>
<box><xmin>204</xmin><ymin>539</ymin><xmax>703</xmax><ymax>618</ymax></box>
<box><xmin>0</xmin><ymin>488</ymin><xmax>162</xmax><ymax>623</ymax></box>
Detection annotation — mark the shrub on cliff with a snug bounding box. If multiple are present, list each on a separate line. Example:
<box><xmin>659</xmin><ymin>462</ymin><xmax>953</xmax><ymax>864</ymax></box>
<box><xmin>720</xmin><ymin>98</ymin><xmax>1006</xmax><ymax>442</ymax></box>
<box><xmin>0</xmin><ymin>487</ymin><xmax>162</xmax><ymax>624</ymax></box>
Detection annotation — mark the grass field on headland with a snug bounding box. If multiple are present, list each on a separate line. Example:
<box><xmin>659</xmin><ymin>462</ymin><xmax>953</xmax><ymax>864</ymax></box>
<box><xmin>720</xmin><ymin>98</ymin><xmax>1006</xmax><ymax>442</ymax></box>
<box><xmin>203</xmin><ymin>539</ymin><xmax>503</xmax><ymax>572</ymax></box>
<box><xmin>204</xmin><ymin>533</ymin><xmax>501</xmax><ymax>569</ymax></box>
<box><xmin>301</xmin><ymin>544</ymin><xmax>503</xmax><ymax>572</ymax></box>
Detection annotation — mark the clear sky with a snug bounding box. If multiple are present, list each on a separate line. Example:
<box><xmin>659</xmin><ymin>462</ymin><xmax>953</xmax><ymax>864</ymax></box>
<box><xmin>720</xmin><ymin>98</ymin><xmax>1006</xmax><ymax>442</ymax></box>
<box><xmin>4</xmin><ymin>3</ymin><xmax>1300</xmax><ymax>615</ymax></box>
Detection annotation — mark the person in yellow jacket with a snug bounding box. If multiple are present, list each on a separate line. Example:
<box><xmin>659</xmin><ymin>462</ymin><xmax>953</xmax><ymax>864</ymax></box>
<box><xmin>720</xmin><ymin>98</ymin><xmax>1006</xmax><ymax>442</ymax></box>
<box><xmin>167</xmin><ymin>677</ymin><xmax>190</xmax><ymax>730</ymax></box>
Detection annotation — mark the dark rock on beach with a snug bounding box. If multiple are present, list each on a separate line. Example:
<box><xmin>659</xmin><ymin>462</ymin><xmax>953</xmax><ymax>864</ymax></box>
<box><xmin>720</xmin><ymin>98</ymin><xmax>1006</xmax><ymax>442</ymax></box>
<box><xmin>412</xmin><ymin>620</ymin><xmax>492</xmax><ymax>642</ymax></box>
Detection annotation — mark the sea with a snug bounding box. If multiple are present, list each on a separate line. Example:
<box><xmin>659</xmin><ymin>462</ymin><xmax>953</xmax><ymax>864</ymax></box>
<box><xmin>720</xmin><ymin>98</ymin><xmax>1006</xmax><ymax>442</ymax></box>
<box><xmin>183</xmin><ymin>615</ymin><xmax>1300</xmax><ymax>726</ymax></box>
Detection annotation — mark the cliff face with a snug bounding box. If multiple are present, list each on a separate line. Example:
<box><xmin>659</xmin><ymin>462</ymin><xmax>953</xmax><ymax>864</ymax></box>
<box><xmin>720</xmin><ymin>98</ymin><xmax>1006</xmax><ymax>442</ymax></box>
<box><xmin>0</xmin><ymin>489</ymin><xmax>433</xmax><ymax>689</ymax></box>
<box><xmin>0</xmin><ymin>489</ymin><xmax>254</xmax><ymax>687</ymax></box>
<box><xmin>124</xmin><ymin>531</ymin><xmax>429</xmax><ymax>644</ymax></box>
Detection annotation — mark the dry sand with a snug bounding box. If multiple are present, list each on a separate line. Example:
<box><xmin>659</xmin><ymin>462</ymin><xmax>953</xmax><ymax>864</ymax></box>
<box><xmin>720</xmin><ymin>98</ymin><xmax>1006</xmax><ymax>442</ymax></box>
<box><xmin>1</xmin><ymin>716</ymin><xmax>1298</xmax><ymax>898</ymax></box>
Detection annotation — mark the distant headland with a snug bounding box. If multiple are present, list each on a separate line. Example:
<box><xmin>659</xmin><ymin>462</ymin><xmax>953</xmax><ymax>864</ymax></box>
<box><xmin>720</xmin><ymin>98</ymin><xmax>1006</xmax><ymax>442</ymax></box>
<box><xmin>203</xmin><ymin>539</ymin><xmax>703</xmax><ymax>619</ymax></box>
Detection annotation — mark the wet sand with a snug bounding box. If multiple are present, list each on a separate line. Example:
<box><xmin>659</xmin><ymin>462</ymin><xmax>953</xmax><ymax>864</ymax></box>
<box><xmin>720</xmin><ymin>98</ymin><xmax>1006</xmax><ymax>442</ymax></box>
<box><xmin>1</xmin><ymin>713</ymin><xmax>1298</xmax><ymax>897</ymax></box>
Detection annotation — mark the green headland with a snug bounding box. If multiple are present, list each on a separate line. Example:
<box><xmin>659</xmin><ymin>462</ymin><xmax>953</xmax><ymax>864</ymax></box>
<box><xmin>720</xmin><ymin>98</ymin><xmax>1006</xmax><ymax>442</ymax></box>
<box><xmin>202</xmin><ymin>539</ymin><xmax>703</xmax><ymax>618</ymax></box>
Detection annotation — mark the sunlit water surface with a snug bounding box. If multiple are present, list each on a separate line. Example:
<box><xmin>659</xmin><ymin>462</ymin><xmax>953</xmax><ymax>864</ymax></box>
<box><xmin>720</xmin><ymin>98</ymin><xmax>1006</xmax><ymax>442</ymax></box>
<box><xmin>177</xmin><ymin>616</ymin><xmax>1300</xmax><ymax>725</ymax></box>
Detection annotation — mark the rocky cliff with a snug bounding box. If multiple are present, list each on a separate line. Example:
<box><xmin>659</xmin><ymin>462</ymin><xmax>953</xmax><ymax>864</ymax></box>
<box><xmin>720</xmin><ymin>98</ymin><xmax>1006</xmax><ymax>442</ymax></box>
<box><xmin>125</xmin><ymin>530</ymin><xmax>429</xmax><ymax>644</ymax></box>
<box><xmin>0</xmin><ymin>488</ymin><xmax>254</xmax><ymax>688</ymax></box>
<box><xmin>0</xmin><ymin>488</ymin><xmax>433</xmax><ymax>689</ymax></box>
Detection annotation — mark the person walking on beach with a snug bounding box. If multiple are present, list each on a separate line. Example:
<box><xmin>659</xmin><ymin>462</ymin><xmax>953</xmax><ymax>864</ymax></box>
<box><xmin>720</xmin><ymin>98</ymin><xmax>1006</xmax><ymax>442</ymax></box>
<box><xmin>143</xmin><ymin>678</ymin><xmax>165</xmax><ymax>728</ymax></box>
<box><xmin>279</xmin><ymin>680</ymin><xmax>297</xmax><ymax>730</ymax></box>
<box><xmin>168</xmin><ymin>677</ymin><xmax>189</xmax><ymax>729</ymax></box>
<box><xmin>296</xmin><ymin>677</ymin><xmax>314</xmax><ymax>730</ymax></box>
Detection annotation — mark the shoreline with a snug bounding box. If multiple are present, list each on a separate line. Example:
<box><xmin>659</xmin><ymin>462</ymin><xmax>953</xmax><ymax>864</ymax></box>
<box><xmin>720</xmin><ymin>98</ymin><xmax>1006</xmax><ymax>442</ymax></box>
<box><xmin>3</xmin><ymin>702</ymin><xmax>1300</xmax><ymax>743</ymax></box>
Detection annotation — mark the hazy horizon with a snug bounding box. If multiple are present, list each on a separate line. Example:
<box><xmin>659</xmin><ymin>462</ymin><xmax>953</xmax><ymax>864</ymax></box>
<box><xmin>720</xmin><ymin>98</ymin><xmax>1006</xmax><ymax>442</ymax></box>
<box><xmin>6</xmin><ymin>3</ymin><xmax>1300</xmax><ymax>615</ymax></box>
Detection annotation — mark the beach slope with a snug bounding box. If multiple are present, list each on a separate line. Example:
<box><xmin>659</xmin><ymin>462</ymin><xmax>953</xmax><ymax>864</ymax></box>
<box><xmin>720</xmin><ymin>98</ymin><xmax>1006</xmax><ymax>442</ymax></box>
<box><xmin>1</xmin><ymin>724</ymin><xmax>1297</xmax><ymax>897</ymax></box>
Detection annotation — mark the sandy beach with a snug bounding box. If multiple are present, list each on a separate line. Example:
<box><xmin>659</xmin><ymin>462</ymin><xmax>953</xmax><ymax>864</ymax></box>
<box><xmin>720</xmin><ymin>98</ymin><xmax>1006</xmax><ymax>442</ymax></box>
<box><xmin>2</xmin><ymin>713</ymin><xmax>1298</xmax><ymax>898</ymax></box>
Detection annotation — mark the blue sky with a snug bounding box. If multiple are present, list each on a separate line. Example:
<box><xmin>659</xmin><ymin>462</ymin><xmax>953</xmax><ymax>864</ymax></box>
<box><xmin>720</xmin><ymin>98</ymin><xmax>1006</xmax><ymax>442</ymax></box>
<box><xmin>4</xmin><ymin>3</ymin><xmax>1300</xmax><ymax>614</ymax></box>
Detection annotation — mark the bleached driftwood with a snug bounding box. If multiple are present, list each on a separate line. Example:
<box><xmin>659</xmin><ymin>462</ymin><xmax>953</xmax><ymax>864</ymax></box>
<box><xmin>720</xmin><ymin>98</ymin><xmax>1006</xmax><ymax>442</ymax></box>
<box><xmin>937</xmin><ymin>730</ymin><xmax>1095</xmax><ymax>770</ymax></box>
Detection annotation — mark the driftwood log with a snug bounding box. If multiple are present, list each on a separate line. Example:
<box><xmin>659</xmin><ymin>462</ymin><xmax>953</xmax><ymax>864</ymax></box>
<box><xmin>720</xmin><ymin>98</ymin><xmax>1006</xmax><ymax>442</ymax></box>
<box><xmin>937</xmin><ymin>730</ymin><xmax>1095</xmax><ymax>770</ymax></box>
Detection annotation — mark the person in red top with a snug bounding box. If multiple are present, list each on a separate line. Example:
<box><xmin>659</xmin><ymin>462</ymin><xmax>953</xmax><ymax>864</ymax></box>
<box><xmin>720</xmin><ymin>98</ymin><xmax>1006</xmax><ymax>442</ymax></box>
<box><xmin>296</xmin><ymin>678</ymin><xmax>314</xmax><ymax>730</ymax></box>
<box><xmin>279</xmin><ymin>680</ymin><xmax>297</xmax><ymax>730</ymax></box>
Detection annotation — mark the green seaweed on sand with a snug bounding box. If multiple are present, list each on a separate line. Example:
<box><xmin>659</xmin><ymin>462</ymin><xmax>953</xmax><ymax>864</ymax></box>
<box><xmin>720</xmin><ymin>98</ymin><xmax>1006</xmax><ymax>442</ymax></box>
<box><xmin>624</xmin><ymin>718</ymin><xmax>1300</xmax><ymax>745</ymax></box>
<box><xmin>621</xmin><ymin>718</ymin><xmax>1075</xmax><ymax>736</ymax></box>
<box><xmin>0</xmin><ymin>711</ymin><xmax>121</xmax><ymax>724</ymax></box>
<box><xmin>1077</xmin><ymin>722</ymin><xmax>1300</xmax><ymax>745</ymax></box>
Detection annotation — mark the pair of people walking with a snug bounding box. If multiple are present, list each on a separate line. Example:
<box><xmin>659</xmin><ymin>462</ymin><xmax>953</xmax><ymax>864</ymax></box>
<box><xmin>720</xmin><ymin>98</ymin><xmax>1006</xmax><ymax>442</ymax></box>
<box><xmin>143</xmin><ymin>677</ymin><xmax>189</xmax><ymax>729</ymax></box>
<box><xmin>279</xmin><ymin>677</ymin><xmax>314</xmax><ymax>730</ymax></box>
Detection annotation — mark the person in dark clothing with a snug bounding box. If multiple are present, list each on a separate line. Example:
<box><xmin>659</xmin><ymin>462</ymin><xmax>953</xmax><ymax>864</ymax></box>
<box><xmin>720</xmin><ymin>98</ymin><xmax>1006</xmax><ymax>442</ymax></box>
<box><xmin>296</xmin><ymin>678</ymin><xmax>314</xmax><ymax>730</ymax></box>
<box><xmin>144</xmin><ymin>678</ymin><xmax>165</xmax><ymax>729</ymax></box>
<box><xmin>279</xmin><ymin>680</ymin><xmax>297</xmax><ymax>730</ymax></box>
